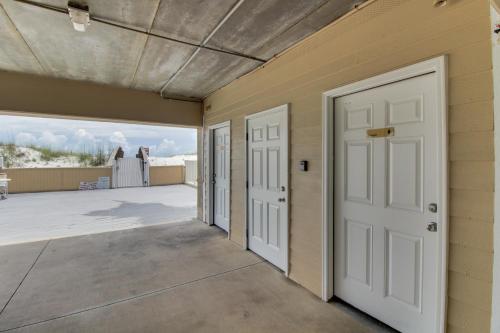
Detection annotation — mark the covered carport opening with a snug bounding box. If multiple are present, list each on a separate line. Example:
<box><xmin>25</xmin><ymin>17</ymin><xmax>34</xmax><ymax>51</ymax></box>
<box><xmin>0</xmin><ymin>71</ymin><xmax>204</xmax><ymax>242</ymax></box>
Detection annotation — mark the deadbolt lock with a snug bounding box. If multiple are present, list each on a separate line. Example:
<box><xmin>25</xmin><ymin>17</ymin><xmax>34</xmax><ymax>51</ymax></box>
<box><xmin>427</xmin><ymin>222</ymin><xmax>438</xmax><ymax>232</ymax></box>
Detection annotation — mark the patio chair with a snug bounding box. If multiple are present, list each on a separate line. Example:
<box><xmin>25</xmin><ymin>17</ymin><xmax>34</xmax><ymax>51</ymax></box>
<box><xmin>0</xmin><ymin>173</ymin><xmax>8</xmax><ymax>200</ymax></box>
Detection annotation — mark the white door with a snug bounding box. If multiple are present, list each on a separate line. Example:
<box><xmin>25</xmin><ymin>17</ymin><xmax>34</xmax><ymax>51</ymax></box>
<box><xmin>247</xmin><ymin>105</ymin><xmax>288</xmax><ymax>271</ymax></box>
<box><xmin>116</xmin><ymin>158</ymin><xmax>143</xmax><ymax>188</ymax></box>
<box><xmin>213</xmin><ymin>126</ymin><xmax>230</xmax><ymax>232</ymax></box>
<box><xmin>334</xmin><ymin>74</ymin><xmax>441</xmax><ymax>333</ymax></box>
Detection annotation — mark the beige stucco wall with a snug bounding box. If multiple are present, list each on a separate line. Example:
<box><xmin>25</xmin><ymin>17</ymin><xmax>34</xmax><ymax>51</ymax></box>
<box><xmin>149</xmin><ymin>166</ymin><xmax>185</xmax><ymax>186</ymax></box>
<box><xmin>204</xmin><ymin>0</ymin><xmax>494</xmax><ymax>331</ymax></box>
<box><xmin>0</xmin><ymin>71</ymin><xmax>202</xmax><ymax>127</ymax></box>
<box><xmin>490</xmin><ymin>4</ymin><xmax>500</xmax><ymax>332</ymax></box>
<box><xmin>4</xmin><ymin>166</ymin><xmax>185</xmax><ymax>192</ymax></box>
<box><xmin>4</xmin><ymin>167</ymin><xmax>112</xmax><ymax>193</ymax></box>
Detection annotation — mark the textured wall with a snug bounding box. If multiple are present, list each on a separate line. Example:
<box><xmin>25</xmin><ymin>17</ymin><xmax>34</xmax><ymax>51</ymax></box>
<box><xmin>0</xmin><ymin>71</ymin><xmax>202</xmax><ymax>127</ymax></box>
<box><xmin>4</xmin><ymin>167</ymin><xmax>112</xmax><ymax>193</ymax></box>
<box><xmin>4</xmin><ymin>166</ymin><xmax>185</xmax><ymax>192</ymax></box>
<box><xmin>204</xmin><ymin>0</ymin><xmax>494</xmax><ymax>331</ymax></box>
<box><xmin>491</xmin><ymin>4</ymin><xmax>500</xmax><ymax>333</ymax></box>
<box><xmin>149</xmin><ymin>166</ymin><xmax>185</xmax><ymax>186</ymax></box>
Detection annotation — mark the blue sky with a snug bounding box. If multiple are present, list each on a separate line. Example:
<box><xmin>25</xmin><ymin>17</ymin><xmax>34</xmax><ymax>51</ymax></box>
<box><xmin>0</xmin><ymin>115</ymin><xmax>197</xmax><ymax>157</ymax></box>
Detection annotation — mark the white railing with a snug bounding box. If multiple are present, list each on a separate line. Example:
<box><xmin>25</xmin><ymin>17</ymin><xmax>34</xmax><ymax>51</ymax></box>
<box><xmin>185</xmin><ymin>160</ymin><xmax>197</xmax><ymax>186</ymax></box>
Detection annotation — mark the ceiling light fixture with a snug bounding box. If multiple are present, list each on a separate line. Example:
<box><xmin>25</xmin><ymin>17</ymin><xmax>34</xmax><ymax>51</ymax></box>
<box><xmin>68</xmin><ymin>2</ymin><xmax>90</xmax><ymax>32</ymax></box>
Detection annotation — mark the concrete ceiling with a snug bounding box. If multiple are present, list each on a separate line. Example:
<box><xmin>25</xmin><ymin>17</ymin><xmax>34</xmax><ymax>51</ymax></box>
<box><xmin>0</xmin><ymin>0</ymin><xmax>363</xmax><ymax>101</ymax></box>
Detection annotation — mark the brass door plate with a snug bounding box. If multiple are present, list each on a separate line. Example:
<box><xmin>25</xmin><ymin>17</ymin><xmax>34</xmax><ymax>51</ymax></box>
<box><xmin>367</xmin><ymin>127</ymin><xmax>394</xmax><ymax>138</ymax></box>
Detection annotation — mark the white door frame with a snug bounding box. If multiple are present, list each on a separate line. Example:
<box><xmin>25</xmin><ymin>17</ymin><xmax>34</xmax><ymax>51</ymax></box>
<box><xmin>206</xmin><ymin>121</ymin><xmax>231</xmax><ymax>238</ymax></box>
<box><xmin>245</xmin><ymin>104</ymin><xmax>290</xmax><ymax>276</ymax></box>
<box><xmin>321</xmin><ymin>56</ymin><xmax>448</xmax><ymax>332</ymax></box>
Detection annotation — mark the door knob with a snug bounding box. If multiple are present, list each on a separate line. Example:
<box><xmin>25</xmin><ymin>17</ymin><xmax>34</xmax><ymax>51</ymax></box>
<box><xmin>428</xmin><ymin>203</ymin><xmax>437</xmax><ymax>213</ymax></box>
<box><xmin>278</xmin><ymin>198</ymin><xmax>286</xmax><ymax>202</ymax></box>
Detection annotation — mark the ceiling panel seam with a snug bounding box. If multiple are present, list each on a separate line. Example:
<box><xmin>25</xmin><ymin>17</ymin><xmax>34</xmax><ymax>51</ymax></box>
<box><xmin>252</xmin><ymin>0</ymin><xmax>331</xmax><ymax>58</ymax></box>
<box><xmin>198</xmin><ymin>0</ymin><xmax>333</xmax><ymax>99</ymax></box>
<box><xmin>159</xmin><ymin>0</ymin><xmax>247</xmax><ymax>98</ymax></box>
<box><xmin>129</xmin><ymin>0</ymin><xmax>162</xmax><ymax>88</ymax></box>
<box><xmin>11</xmin><ymin>0</ymin><xmax>266</xmax><ymax>63</ymax></box>
<box><xmin>0</xmin><ymin>2</ymin><xmax>46</xmax><ymax>73</ymax></box>
<box><xmin>200</xmin><ymin>0</ymin><xmax>366</xmax><ymax>99</ymax></box>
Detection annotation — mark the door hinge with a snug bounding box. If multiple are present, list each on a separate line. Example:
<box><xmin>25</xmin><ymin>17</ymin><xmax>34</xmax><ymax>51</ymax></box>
<box><xmin>246</xmin><ymin>132</ymin><xmax>249</xmax><ymax>141</ymax></box>
<box><xmin>246</xmin><ymin>180</ymin><xmax>248</xmax><ymax>189</ymax></box>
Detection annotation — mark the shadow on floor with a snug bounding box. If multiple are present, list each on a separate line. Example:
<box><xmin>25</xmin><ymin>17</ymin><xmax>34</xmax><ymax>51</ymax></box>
<box><xmin>84</xmin><ymin>201</ymin><xmax>196</xmax><ymax>225</ymax></box>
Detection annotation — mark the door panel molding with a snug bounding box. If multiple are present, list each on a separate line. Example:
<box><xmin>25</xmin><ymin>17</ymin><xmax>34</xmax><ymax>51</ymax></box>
<box><xmin>322</xmin><ymin>56</ymin><xmax>448</xmax><ymax>333</ymax></box>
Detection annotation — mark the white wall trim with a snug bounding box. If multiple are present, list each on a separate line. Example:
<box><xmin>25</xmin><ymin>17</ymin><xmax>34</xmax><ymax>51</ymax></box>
<box><xmin>245</xmin><ymin>104</ymin><xmax>290</xmax><ymax>276</ymax></box>
<box><xmin>205</xmin><ymin>121</ymin><xmax>231</xmax><ymax>239</ymax></box>
<box><xmin>321</xmin><ymin>56</ymin><xmax>448</xmax><ymax>333</ymax></box>
<box><xmin>491</xmin><ymin>5</ymin><xmax>500</xmax><ymax>333</ymax></box>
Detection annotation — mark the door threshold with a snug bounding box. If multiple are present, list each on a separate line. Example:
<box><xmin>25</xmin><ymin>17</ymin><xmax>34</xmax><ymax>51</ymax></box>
<box><xmin>330</xmin><ymin>296</ymin><xmax>400</xmax><ymax>333</ymax></box>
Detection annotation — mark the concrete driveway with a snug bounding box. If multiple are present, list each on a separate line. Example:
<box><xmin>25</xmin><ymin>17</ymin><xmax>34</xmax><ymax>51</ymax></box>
<box><xmin>0</xmin><ymin>185</ymin><xmax>196</xmax><ymax>245</ymax></box>
<box><xmin>0</xmin><ymin>221</ymin><xmax>393</xmax><ymax>333</ymax></box>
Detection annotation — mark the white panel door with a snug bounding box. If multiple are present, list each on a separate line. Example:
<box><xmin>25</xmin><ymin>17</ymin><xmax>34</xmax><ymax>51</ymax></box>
<box><xmin>334</xmin><ymin>74</ymin><xmax>440</xmax><ymax>333</ymax></box>
<box><xmin>116</xmin><ymin>158</ymin><xmax>143</xmax><ymax>188</ymax></box>
<box><xmin>213</xmin><ymin>126</ymin><xmax>230</xmax><ymax>232</ymax></box>
<box><xmin>247</xmin><ymin>106</ymin><xmax>288</xmax><ymax>271</ymax></box>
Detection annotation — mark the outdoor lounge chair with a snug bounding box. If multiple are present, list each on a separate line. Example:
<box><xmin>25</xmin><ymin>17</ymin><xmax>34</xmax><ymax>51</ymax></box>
<box><xmin>0</xmin><ymin>173</ymin><xmax>9</xmax><ymax>199</ymax></box>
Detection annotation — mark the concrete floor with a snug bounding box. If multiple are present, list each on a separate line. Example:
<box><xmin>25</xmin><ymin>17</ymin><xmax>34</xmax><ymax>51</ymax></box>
<box><xmin>0</xmin><ymin>185</ymin><xmax>196</xmax><ymax>245</ymax></box>
<box><xmin>0</xmin><ymin>221</ymin><xmax>394</xmax><ymax>333</ymax></box>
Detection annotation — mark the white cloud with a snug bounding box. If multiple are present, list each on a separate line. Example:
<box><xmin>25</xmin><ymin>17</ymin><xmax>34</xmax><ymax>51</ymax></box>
<box><xmin>153</xmin><ymin>139</ymin><xmax>177</xmax><ymax>156</ymax></box>
<box><xmin>159</xmin><ymin>139</ymin><xmax>175</xmax><ymax>150</ymax></box>
<box><xmin>15</xmin><ymin>132</ymin><xmax>37</xmax><ymax>146</ymax></box>
<box><xmin>0</xmin><ymin>116</ymin><xmax>195</xmax><ymax>156</ymax></box>
<box><xmin>109</xmin><ymin>131</ymin><xmax>128</xmax><ymax>150</ymax></box>
<box><xmin>75</xmin><ymin>129</ymin><xmax>95</xmax><ymax>141</ymax></box>
<box><xmin>38</xmin><ymin>131</ymin><xmax>67</xmax><ymax>149</ymax></box>
<box><xmin>72</xmin><ymin>128</ymin><xmax>97</xmax><ymax>152</ymax></box>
